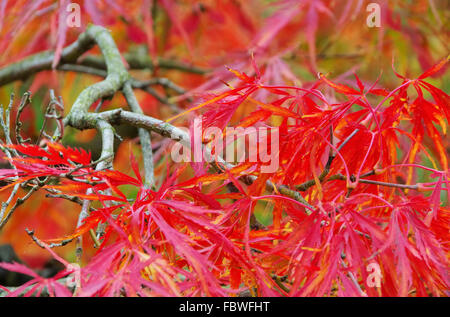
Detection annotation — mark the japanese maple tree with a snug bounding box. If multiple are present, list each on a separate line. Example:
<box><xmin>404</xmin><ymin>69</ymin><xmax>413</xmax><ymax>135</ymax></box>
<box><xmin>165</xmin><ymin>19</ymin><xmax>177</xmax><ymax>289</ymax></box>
<box><xmin>0</xmin><ymin>0</ymin><xmax>448</xmax><ymax>297</ymax></box>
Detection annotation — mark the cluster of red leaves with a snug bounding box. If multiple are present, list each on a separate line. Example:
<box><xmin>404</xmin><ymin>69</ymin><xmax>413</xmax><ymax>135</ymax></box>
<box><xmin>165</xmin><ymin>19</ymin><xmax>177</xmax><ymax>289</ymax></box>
<box><xmin>0</xmin><ymin>54</ymin><xmax>448</xmax><ymax>296</ymax></box>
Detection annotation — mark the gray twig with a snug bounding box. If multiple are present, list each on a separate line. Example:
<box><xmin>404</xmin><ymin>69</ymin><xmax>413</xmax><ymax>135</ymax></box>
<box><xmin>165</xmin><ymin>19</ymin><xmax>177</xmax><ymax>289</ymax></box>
<box><xmin>122</xmin><ymin>82</ymin><xmax>155</xmax><ymax>188</ymax></box>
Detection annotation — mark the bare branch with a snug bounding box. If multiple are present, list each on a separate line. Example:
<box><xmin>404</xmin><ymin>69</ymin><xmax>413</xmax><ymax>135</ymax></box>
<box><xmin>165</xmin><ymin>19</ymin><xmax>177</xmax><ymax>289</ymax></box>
<box><xmin>14</xmin><ymin>92</ymin><xmax>32</xmax><ymax>145</ymax></box>
<box><xmin>326</xmin><ymin>173</ymin><xmax>424</xmax><ymax>190</ymax></box>
<box><xmin>25</xmin><ymin>228</ymin><xmax>74</xmax><ymax>249</ymax></box>
<box><xmin>0</xmin><ymin>185</ymin><xmax>39</xmax><ymax>231</ymax></box>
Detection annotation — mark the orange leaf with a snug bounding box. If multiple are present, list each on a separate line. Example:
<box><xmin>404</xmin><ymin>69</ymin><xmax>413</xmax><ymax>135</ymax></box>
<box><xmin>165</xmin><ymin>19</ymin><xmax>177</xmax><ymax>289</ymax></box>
<box><xmin>319</xmin><ymin>73</ymin><xmax>360</xmax><ymax>95</ymax></box>
<box><xmin>418</xmin><ymin>55</ymin><xmax>449</xmax><ymax>79</ymax></box>
<box><xmin>238</xmin><ymin>109</ymin><xmax>272</xmax><ymax>127</ymax></box>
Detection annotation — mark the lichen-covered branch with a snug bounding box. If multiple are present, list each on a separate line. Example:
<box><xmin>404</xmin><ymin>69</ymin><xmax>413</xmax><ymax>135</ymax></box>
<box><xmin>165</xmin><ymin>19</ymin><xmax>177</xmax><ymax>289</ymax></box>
<box><xmin>64</xmin><ymin>25</ymin><xmax>130</xmax><ymax>129</ymax></box>
<box><xmin>0</xmin><ymin>45</ymin><xmax>206</xmax><ymax>88</ymax></box>
<box><xmin>122</xmin><ymin>82</ymin><xmax>155</xmax><ymax>188</ymax></box>
<box><xmin>57</xmin><ymin>64</ymin><xmax>183</xmax><ymax>108</ymax></box>
<box><xmin>0</xmin><ymin>31</ymin><xmax>95</xmax><ymax>86</ymax></box>
<box><xmin>79</xmin><ymin>53</ymin><xmax>208</xmax><ymax>74</ymax></box>
<box><xmin>57</xmin><ymin>25</ymin><xmax>129</xmax><ymax>259</ymax></box>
